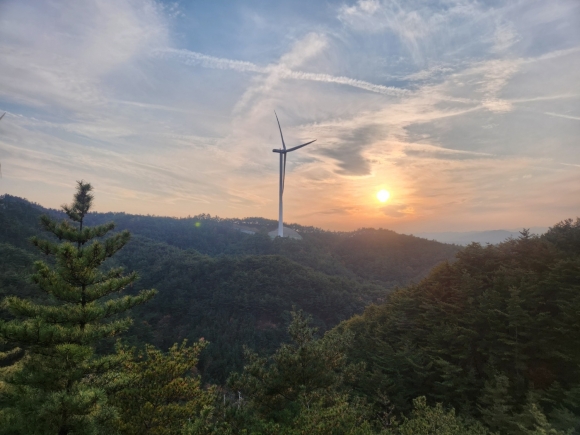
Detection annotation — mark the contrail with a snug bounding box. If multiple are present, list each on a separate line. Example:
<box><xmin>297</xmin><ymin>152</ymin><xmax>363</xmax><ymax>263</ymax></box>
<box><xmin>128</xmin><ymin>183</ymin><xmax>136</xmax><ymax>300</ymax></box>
<box><xmin>278</xmin><ymin>69</ymin><xmax>408</xmax><ymax>96</ymax></box>
<box><xmin>157</xmin><ymin>48</ymin><xmax>266</xmax><ymax>73</ymax></box>
<box><xmin>544</xmin><ymin>112</ymin><xmax>580</xmax><ymax>121</ymax></box>
<box><xmin>156</xmin><ymin>48</ymin><xmax>407</xmax><ymax>97</ymax></box>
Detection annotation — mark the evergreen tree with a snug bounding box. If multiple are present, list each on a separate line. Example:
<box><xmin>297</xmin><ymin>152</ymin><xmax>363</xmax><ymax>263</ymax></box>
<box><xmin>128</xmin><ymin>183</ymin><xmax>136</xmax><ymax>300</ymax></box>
<box><xmin>342</xmin><ymin>223</ymin><xmax>580</xmax><ymax>432</ymax></box>
<box><xmin>390</xmin><ymin>396</ymin><xmax>489</xmax><ymax>435</ymax></box>
<box><xmin>0</xmin><ymin>181</ymin><xmax>156</xmax><ymax>435</ymax></box>
<box><xmin>228</xmin><ymin>310</ymin><xmax>370</xmax><ymax>433</ymax></box>
<box><xmin>111</xmin><ymin>339</ymin><xmax>216</xmax><ymax>435</ymax></box>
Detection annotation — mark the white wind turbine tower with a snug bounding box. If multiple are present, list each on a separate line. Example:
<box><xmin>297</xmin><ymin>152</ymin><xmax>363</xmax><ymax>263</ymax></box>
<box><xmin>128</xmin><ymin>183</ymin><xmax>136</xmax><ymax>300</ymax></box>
<box><xmin>272</xmin><ymin>112</ymin><xmax>316</xmax><ymax>237</ymax></box>
<box><xmin>0</xmin><ymin>113</ymin><xmax>5</xmax><ymax>178</ymax></box>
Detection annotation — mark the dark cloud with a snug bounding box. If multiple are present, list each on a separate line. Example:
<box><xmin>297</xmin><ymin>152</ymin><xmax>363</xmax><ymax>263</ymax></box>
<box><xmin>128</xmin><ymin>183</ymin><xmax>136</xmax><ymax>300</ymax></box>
<box><xmin>317</xmin><ymin>125</ymin><xmax>384</xmax><ymax>176</ymax></box>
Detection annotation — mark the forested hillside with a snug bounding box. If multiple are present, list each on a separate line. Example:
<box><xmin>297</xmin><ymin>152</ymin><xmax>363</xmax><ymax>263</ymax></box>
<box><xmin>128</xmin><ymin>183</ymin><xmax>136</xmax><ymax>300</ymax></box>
<box><xmin>340</xmin><ymin>219</ymin><xmax>580</xmax><ymax>434</ymax></box>
<box><xmin>0</xmin><ymin>194</ymin><xmax>459</xmax><ymax>381</ymax></box>
<box><xmin>83</xmin><ymin>206</ymin><xmax>460</xmax><ymax>286</ymax></box>
<box><xmin>1</xmin><ymin>187</ymin><xmax>579</xmax><ymax>434</ymax></box>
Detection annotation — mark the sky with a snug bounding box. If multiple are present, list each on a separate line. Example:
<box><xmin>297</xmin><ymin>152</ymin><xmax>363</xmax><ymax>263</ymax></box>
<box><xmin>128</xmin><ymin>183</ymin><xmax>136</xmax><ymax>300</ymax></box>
<box><xmin>0</xmin><ymin>0</ymin><xmax>579</xmax><ymax>233</ymax></box>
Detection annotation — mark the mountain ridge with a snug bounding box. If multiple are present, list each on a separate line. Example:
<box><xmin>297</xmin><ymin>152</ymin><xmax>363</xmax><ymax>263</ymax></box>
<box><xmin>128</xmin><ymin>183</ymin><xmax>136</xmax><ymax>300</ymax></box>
<box><xmin>414</xmin><ymin>228</ymin><xmax>548</xmax><ymax>245</ymax></box>
<box><xmin>0</xmin><ymin>192</ymin><xmax>461</xmax><ymax>381</ymax></box>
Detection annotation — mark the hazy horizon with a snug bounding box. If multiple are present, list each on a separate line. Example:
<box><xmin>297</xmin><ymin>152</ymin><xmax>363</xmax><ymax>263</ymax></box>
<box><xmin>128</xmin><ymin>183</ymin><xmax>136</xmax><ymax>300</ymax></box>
<box><xmin>1</xmin><ymin>0</ymin><xmax>579</xmax><ymax>233</ymax></box>
<box><xmin>0</xmin><ymin>192</ymin><xmax>555</xmax><ymax>238</ymax></box>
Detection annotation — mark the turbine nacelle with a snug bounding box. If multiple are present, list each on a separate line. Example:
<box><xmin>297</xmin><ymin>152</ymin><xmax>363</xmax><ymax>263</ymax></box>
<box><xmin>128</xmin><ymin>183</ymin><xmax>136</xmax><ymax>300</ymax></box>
<box><xmin>272</xmin><ymin>140</ymin><xmax>316</xmax><ymax>154</ymax></box>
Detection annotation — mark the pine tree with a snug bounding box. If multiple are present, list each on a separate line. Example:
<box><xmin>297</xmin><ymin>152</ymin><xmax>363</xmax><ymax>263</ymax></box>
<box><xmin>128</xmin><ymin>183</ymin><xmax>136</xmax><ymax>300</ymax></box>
<box><xmin>111</xmin><ymin>339</ymin><xmax>216</xmax><ymax>435</ymax></box>
<box><xmin>228</xmin><ymin>310</ymin><xmax>368</xmax><ymax>433</ymax></box>
<box><xmin>391</xmin><ymin>396</ymin><xmax>489</xmax><ymax>435</ymax></box>
<box><xmin>0</xmin><ymin>181</ymin><xmax>156</xmax><ymax>435</ymax></box>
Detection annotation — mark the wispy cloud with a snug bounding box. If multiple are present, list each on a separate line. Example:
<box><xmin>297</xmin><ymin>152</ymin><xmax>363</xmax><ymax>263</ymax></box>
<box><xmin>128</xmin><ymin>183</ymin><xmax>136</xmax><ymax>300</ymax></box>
<box><xmin>381</xmin><ymin>202</ymin><xmax>413</xmax><ymax>218</ymax></box>
<box><xmin>1</xmin><ymin>0</ymin><xmax>579</xmax><ymax>232</ymax></box>
<box><xmin>157</xmin><ymin>46</ymin><xmax>407</xmax><ymax>97</ymax></box>
<box><xmin>0</xmin><ymin>0</ymin><xmax>169</xmax><ymax>110</ymax></box>
<box><xmin>337</xmin><ymin>0</ymin><xmax>488</xmax><ymax>64</ymax></box>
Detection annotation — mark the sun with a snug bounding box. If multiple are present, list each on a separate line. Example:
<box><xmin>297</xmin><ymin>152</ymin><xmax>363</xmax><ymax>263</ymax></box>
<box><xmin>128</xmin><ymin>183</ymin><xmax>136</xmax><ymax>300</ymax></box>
<box><xmin>377</xmin><ymin>189</ymin><xmax>390</xmax><ymax>203</ymax></box>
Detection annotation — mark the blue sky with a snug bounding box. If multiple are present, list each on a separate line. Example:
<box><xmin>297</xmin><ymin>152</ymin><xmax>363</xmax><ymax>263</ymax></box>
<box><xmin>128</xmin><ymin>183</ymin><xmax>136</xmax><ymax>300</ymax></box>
<box><xmin>0</xmin><ymin>0</ymin><xmax>579</xmax><ymax>232</ymax></box>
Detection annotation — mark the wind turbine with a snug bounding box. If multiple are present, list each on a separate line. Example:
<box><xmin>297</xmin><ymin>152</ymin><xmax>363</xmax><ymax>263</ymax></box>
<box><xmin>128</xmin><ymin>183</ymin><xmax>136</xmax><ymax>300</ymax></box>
<box><xmin>0</xmin><ymin>113</ymin><xmax>4</xmax><ymax>178</ymax></box>
<box><xmin>272</xmin><ymin>112</ymin><xmax>316</xmax><ymax>237</ymax></box>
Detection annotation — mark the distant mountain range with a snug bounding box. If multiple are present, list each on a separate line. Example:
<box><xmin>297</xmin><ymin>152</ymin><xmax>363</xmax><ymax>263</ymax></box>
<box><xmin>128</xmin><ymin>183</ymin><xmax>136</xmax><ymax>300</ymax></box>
<box><xmin>413</xmin><ymin>228</ymin><xmax>549</xmax><ymax>245</ymax></box>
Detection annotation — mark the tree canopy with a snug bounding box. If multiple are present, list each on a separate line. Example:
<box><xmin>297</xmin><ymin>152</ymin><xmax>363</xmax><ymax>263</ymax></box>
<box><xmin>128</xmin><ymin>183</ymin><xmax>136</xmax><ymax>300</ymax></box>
<box><xmin>341</xmin><ymin>223</ymin><xmax>580</xmax><ymax>434</ymax></box>
<box><xmin>1</xmin><ymin>190</ymin><xmax>579</xmax><ymax>434</ymax></box>
<box><xmin>0</xmin><ymin>182</ymin><xmax>155</xmax><ymax>434</ymax></box>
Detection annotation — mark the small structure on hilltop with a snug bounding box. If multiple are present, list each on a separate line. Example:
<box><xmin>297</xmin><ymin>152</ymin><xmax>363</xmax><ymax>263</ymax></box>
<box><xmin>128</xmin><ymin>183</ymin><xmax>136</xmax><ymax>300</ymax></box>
<box><xmin>232</xmin><ymin>224</ymin><xmax>259</xmax><ymax>235</ymax></box>
<box><xmin>268</xmin><ymin>226</ymin><xmax>302</xmax><ymax>240</ymax></box>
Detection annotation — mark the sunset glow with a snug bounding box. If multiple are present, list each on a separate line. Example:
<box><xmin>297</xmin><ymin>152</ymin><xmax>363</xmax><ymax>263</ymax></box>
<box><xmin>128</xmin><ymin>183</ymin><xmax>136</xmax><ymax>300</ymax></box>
<box><xmin>1</xmin><ymin>2</ymin><xmax>580</xmax><ymax>433</ymax></box>
<box><xmin>377</xmin><ymin>190</ymin><xmax>390</xmax><ymax>203</ymax></box>
<box><xmin>0</xmin><ymin>0</ymin><xmax>578</xmax><ymax>233</ymax></box>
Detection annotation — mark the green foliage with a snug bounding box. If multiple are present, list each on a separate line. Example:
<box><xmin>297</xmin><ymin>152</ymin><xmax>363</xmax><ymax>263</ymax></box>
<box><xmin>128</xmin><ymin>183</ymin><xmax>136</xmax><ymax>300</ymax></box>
<box><xmin>0</xmin><ymin>195</ymin><xmax>47</xmax><ymax>252</ymax></box>
<box><xmin>388</xmin><ymin>396</ymin><xmax>488</xmax><ymax>435</ymax></box>
<box><xmin>543</xmin><ymin>218</ymin><xmax>580</xmax><ymax>255</ymax></box>
<box><xmin>112</xmin><ymin>235</ymin><xmax>387</xmax><ymax>383</ymax></box>
<box><xmin>0</xmin><ymin>194</ymin><xmax>461</xmax><ymax>383</ymax></box>
<box><xmin>342</xmin><ymin>221</ymin><xmax>580</xmax><ymax>433</ymax></box>
<box><xmin>227</xmin><ymin>311</ymin><xmax>373</xmax><ymax>433</ymax></box>
<box><xmin>0</xmin><ymin>244</ymin><xmax>40</xmax><ymax>318</ymax></box>
<box><xmin>110</xmin><ymin>340</ymin><xmax>215</xmax><ymax>435</ymax></box>
<box><xmin>0</xmin><ymin>182</ymin><xmax>156</xmax><ymax>435</ymax></box>
<box><xmin>81</xmin><ymin>208</ymin><xmax>459</xmax><ymax>286</ymax></box>
<box><xmin>2</xmin><ymin>192</ymin><xmax>580</xmax><ymax>434</ymax></box>
<box><xmin>330</xmin><ymin>228</ymin><xmax>460</xmax><ymax>285</ymax></box>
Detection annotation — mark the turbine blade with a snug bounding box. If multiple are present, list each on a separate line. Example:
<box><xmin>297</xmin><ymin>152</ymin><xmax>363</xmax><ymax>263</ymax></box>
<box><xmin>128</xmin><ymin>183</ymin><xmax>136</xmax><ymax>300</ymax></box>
<box><xmin>274</xmin><ymin>111</ymin><xmax>286</xmax><ymax>150</ymax></box>
<box><xmin>282</xmin><ymin>153</ymin><xmax>286</xmax><ymax>194</ymax></box>
<box><xmin>0</xmin><ymin>112</ymin><xmax>5</xmax><ymax>121</ymax></box>
<box><xmin>286</xmin><ymin>139</ymin><xmax>316</xmax><ymax>152</ymax></box>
